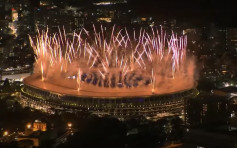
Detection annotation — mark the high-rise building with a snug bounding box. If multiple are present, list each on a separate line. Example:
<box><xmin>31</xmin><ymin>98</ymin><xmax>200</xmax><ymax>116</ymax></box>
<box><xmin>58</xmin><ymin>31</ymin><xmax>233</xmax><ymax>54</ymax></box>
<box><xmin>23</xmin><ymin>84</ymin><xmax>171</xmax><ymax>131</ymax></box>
<box><xmin>226</xmin><ymin>28</ymin><xmax>237</xmax><ymax>57</ymax></box>
<box><xmin>186</xmin><ymin>94</ymin><xmax>230</xmax><ymax>128</ymax></box>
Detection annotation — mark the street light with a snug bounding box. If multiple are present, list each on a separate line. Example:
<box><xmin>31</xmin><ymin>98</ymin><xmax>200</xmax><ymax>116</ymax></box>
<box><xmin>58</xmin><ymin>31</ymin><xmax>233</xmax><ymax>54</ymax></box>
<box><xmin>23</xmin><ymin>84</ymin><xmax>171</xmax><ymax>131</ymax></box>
<box><xmin>67</xmin><ymin>122</ymin><xmax>72</xmax><ymax>129</ymax></box>
<box><xmin>3</xmin><ymin>131</ymin><xmax>8</xmax><ymax>136</ymax></box>
<box><xmin>26</xmin><ymin>123</ymin><xmax>32</xmax><ymax>129</ymax></box>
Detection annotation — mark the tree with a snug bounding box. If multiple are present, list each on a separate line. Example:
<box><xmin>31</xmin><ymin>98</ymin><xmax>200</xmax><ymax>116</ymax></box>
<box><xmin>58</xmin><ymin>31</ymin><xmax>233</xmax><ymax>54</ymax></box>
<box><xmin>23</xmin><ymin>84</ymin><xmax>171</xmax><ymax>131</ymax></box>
<box><xmin>197</xmin><ymin>78</ymin><xmax>215</xmax><ymax>92</ymax></box>
<box><xmin>2</xmin><ymin>78</ymin><xmax>12</xmax><ymax>93</ymax></box>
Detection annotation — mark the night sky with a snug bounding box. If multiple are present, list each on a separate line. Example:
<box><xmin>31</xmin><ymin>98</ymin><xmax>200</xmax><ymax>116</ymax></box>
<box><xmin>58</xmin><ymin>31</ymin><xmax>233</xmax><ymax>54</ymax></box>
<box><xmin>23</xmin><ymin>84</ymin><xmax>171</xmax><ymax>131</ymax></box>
<box><xmin>128</xmin><ymin>0</ymin><xmax>236</xmax><ymax>26</ymax></box>
<box><xmin>12</xmin><ymin>0</ymin><xmax>237</xmax><ymax>26</ymax></box>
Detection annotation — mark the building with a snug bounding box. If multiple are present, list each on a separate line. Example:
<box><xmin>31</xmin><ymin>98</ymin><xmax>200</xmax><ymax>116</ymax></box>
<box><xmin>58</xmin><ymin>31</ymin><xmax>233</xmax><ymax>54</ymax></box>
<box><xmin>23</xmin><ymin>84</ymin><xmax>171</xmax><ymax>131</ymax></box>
<box><xmin>186</xmin><ymin>94</ymin><xmax>230</xmax><ymax>128</ymax></box>
<box><xmin>183</xmin><ymin>128</ymin><xmax>237</xmax><ymax>148</ymax></box>
<box><xmin>20</xmin><ymin>75</ymin><xmax>197</xmax><ymax>120</ymax></box>
<box><xmin>33</xmin><ymin>120</ymin><xmax>47</xmax><ymax>132</ymax></box>
<box><xmin>226</xmin><ymin>28</ymin><xmax>237</xmax><ymax>57</ymax></box>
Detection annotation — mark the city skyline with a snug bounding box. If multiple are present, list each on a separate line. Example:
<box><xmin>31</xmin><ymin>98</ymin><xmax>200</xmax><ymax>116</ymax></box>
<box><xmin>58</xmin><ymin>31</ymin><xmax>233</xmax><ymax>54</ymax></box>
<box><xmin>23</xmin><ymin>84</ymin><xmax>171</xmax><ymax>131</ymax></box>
<box><xmin>0</xmin><ymin>0</ymin><xmax>236</xmax><ymax>148</ymax></box>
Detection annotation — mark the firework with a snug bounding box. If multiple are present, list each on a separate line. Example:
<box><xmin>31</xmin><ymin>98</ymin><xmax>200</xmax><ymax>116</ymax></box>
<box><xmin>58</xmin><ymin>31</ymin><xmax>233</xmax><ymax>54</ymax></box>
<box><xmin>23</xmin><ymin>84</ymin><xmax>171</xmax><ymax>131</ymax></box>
<box><xmin>29</xmin><ymin>26</ymin><xmax>194</xmax><ymax>94</ymax></box>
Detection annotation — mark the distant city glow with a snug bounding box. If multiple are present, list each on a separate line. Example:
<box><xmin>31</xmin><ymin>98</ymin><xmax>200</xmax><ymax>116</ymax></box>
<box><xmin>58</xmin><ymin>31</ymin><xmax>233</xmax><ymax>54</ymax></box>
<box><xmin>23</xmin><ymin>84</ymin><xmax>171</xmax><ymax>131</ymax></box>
<box><xmin>93</xmin><ymin>1</ymin><xmax>127</xmax><ymax>6</ymax></box>
<box><xmin>230</xmin><ymin>93</ymin><xmax>237</xmax><ymax>97</ymax></box>
<box><xmin>223</xmin><ymin>82</ymin><xmax>236</xmax><ymax>87</ymax></box>
<box><xmin>97</xmin><ymin>17</ymin><xmax>112</xmax><ymax>23</ymax></box>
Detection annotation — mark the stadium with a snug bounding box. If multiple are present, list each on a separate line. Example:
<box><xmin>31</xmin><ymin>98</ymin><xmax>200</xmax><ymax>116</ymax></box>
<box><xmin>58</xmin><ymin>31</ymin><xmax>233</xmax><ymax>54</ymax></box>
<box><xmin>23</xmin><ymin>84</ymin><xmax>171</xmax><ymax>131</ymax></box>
<box><xmin>20</xmin><ymin>27</ymin><xmax>197</xmax><ymax>119</ymax></box>
<box><xmin>21</xmin><ymin>75</ymin><xmax>196</xmax><ymax>119</ymax></box>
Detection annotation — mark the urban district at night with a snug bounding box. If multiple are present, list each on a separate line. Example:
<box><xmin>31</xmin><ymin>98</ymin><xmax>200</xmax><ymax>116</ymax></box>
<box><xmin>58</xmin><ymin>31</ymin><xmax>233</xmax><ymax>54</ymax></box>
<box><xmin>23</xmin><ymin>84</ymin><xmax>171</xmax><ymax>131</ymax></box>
<box><xmin>0</xmin><ymin>0</ymin><xmax>236</xmax><ymax>148</ymax></box>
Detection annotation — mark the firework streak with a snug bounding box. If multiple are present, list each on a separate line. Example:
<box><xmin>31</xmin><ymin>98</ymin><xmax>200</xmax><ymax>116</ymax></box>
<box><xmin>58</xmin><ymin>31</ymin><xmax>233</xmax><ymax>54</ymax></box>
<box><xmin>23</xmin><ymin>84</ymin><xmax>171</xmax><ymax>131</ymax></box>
<box><xmin>29</xmin><ymin>26</ymin><xmax>194</xmax><ymax>94</ymax></box>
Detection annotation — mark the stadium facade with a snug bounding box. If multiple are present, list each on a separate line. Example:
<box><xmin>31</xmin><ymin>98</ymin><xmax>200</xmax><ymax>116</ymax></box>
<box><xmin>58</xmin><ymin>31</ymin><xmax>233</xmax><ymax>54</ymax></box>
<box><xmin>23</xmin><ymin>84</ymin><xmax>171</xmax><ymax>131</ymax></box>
<box><xmin>20</xmin><ymin>76</ymin><xmax>197</xmax><ymax>120</ymax></box>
